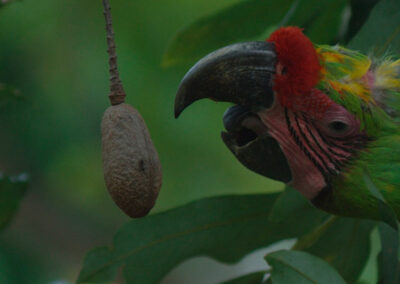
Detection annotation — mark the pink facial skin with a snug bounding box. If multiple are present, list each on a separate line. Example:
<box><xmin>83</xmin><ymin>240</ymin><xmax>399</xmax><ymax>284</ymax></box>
<box><xmin>257</xmin><ymin>94</ymin><xmax>364</xmax><ymax>199</ymax></box>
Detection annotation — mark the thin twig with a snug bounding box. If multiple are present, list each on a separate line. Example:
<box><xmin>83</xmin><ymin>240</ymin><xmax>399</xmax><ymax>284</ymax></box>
<box><xmin>102</xmin><ymin>0</ymin><xmax>126</xmax><ymax>105</ymax></box>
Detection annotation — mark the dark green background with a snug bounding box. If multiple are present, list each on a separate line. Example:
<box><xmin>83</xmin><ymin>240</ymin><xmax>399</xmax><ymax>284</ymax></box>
<box><xmin>2</xmin><ymin>0</ymin><xmax>398</xmax><ymax>282</ymax></box>
<box><xmin>0</xmin><ymin>1</ymin><xmax>283</xmax><ymax>282</ymax></box>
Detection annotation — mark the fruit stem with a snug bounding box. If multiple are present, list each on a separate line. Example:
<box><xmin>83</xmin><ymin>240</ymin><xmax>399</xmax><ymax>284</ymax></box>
<box><xmin>102</xmin><ymin>0</ymin><xmax>126</xmax><ymax>105</ymax></box>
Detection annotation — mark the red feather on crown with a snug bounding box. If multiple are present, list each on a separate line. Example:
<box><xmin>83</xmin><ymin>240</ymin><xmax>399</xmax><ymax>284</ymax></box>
<box><xmin>267</xmin><ymin>27</ymin><xmax>332</xmax><ymax>117</ymax></box>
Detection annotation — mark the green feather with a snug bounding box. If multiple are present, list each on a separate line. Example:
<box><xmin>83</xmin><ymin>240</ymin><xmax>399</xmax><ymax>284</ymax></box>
<box><xmin>312</xmin><ymin>45</ymin><xmax>400</xmax><ymax>220</ymax></box>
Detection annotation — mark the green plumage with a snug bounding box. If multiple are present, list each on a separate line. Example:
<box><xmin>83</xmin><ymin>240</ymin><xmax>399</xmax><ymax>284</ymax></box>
<box><xmin>312</xmin><ymin>45</ymin><xmax>400</xmax><ymax>220</ymax></box>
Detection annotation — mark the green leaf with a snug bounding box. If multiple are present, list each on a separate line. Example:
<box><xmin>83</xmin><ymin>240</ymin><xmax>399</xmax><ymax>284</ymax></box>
<box><xmin>269</xmin><ymin>186</ymin><xmax>328</xmax><ymax>224</ymax></box>
<box><xmin>77</xmin><ymin>247</ymin><xmax>120</xmax><ymax>283</ymax></box>
<box><xmin>163</xmin><ymin>0</ymin><xmax>348</xmax><ymax>67</ymax></box>
<box><xmin>285</xmin><ymin>0</ymin><xmax>347</xmax><ymax>44</ymax></box>
<box><xmin>377</xmin><ymin>223</ymin><xmax>400</xmax><ymax>283</ymax></box>
<box><xmin>362</xmin><ymin>173</ymin><xmax>400</xmax><ymax>282</ymax></box>
<box><xmin>302</xmin><ymin>218</ymin><xmax>375</xmax><ymax>283</ymax></box>
<box><xmin>0</xmin><ymin>83</ymin><xmax>24</xmax><ymax>109</ymax></box>
<box><xmin>77</xmin><ymin>193</ymin><xmax>326</xmax><ymax>284</ymax></box>
<box><xmin>344</xmin><ymin>0</ymin><xmax>380</xmax><ymax>43</ymax></box>
<box><xmin>349</xmin><ymin>0</ymin><xmax>400</xmax><ymax>56</ymax></box>
<box><xmin>292</xmin><ymin>216</ymin><xmax>338</xmax><ymax>251</ymax></box>
<box><xmin>363</xmin><ymin>172</ymin><xmax>398</xmax><ymax>230</ymax></box>
<box><xmin>266</xmin><ymin>250</ymin><xmax>346</xmax><ymax>284</ymax></box>
<box><xmin>162</xmin><ymin>0</ymin><xmax>293</xmax><ymax>67</ymax></box>
<box><xmin>272</xmin><ymin>187</ymin><xmax>375</xmax><ymax>282</ymax></box>
<box><xmin>220</xmin><ymin>271</ymin><xmax>266</xmax><ymax>284</ymax></box>
<box><xmin>0</xmin><ymin>173</ymin><xmax>28</xmax><ymax>231</ymax></box>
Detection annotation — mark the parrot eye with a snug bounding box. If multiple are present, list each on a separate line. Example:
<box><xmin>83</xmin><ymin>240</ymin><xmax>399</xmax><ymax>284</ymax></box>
<box><xmin>319</xmin><ymin>104</ymin><xmax>360</xmax><ymax>138</ymax></box>
<box><xmin>328</xmin><ymin>121</ymin><xmax>348</xmax><ymax>132</ymax></box>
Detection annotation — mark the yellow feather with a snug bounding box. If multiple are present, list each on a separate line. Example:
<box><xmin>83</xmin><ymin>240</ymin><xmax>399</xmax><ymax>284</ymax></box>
<box><xmin>346</xmin><ymin>56</ymin><xmax>371</xmax><ymax>80</ymax></box>
<box><xmin>330</xmin><ymin>81</ymin><xmax>371</xmax><ymax>102</ymax></box>
<box><xmin>316</xmin><ymin>45</ymin><xmax>373</xmax><ymax>103</ymax></box>
<box><xmin>318</xmin><ymin>50</ymin><xmax>344</xmax><ymax>63</ymax></box>
<box><xmin>375</xmin><ymin>59</ymin><xmax>400</xmax><ymax>90</ymax></box>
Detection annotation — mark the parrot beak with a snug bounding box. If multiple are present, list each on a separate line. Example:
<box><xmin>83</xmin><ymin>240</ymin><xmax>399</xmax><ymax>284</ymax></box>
<box><xmin>174</xmin><ymin>41</ymin><xmax>276</xmax><ymax>117</ymax></box>
<box><xmin>174</xmin><ymin>41</ymin><xmax>292</xmax><ymax>183</ymax></box>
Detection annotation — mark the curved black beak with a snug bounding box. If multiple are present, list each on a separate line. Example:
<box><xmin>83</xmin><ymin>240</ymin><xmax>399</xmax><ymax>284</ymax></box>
<box><xmin>174</xmin><ymin>41</ymin><xmax>276</xmax><ymax>118</ymax></box>
<box><xmin>174</xmin><ymin>41</ymin><xmax>292</xmax><ymax>183</ymax></box>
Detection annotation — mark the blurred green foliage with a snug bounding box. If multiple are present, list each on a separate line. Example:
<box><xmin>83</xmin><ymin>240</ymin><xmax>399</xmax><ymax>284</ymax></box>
<box><xmin>0</xmin><ymin>174</ymin><xmax>27</xmax><ymax>230</ymax></box>
<box><xmin>0</xmin><ymin>0</ymin><xmax>282</xmax><ymax>282</ymax></box>
<box><xmin>163</xmin><ymin>0</ymin><xmax>349</xmax><ymax>67</ymax></box>
<box><xmin>1</xmin><ymin>0</ymin><xmax>399</xmax><ymax>283</ymax></box>
<box><xmin>77</xmin><ymin>192</ymin><xmax>328</xmax><ymax>284</ymax></box>
<box><xmin>221</xmin><ymin>272</ymin><xmax>266</xmax><ymax>284</ymax></box>
<box><xmin>265</xmin><ymin>250</ymin><xmax>346</xmax><ymax>283</ymax></box>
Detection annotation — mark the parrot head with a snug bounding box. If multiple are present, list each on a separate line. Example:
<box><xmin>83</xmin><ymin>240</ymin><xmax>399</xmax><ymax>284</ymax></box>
<box><xmin>175</xmin><ymin>27</ymin><xmax>400</xmax><ymax>221</ymax></box>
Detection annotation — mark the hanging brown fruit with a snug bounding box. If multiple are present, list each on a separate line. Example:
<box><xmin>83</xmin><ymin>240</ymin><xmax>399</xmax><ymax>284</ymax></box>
<box><xmin>100</xmin><ymin>0</ymin><xmax>162</xmax><ymax>218</ymax></box>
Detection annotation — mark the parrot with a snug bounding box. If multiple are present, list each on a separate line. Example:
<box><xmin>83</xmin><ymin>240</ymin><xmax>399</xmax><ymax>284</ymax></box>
<box><xmin>174</xmin><ymin>26</ymin><xmax>400</xmax><ymax>221</ymax></box>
